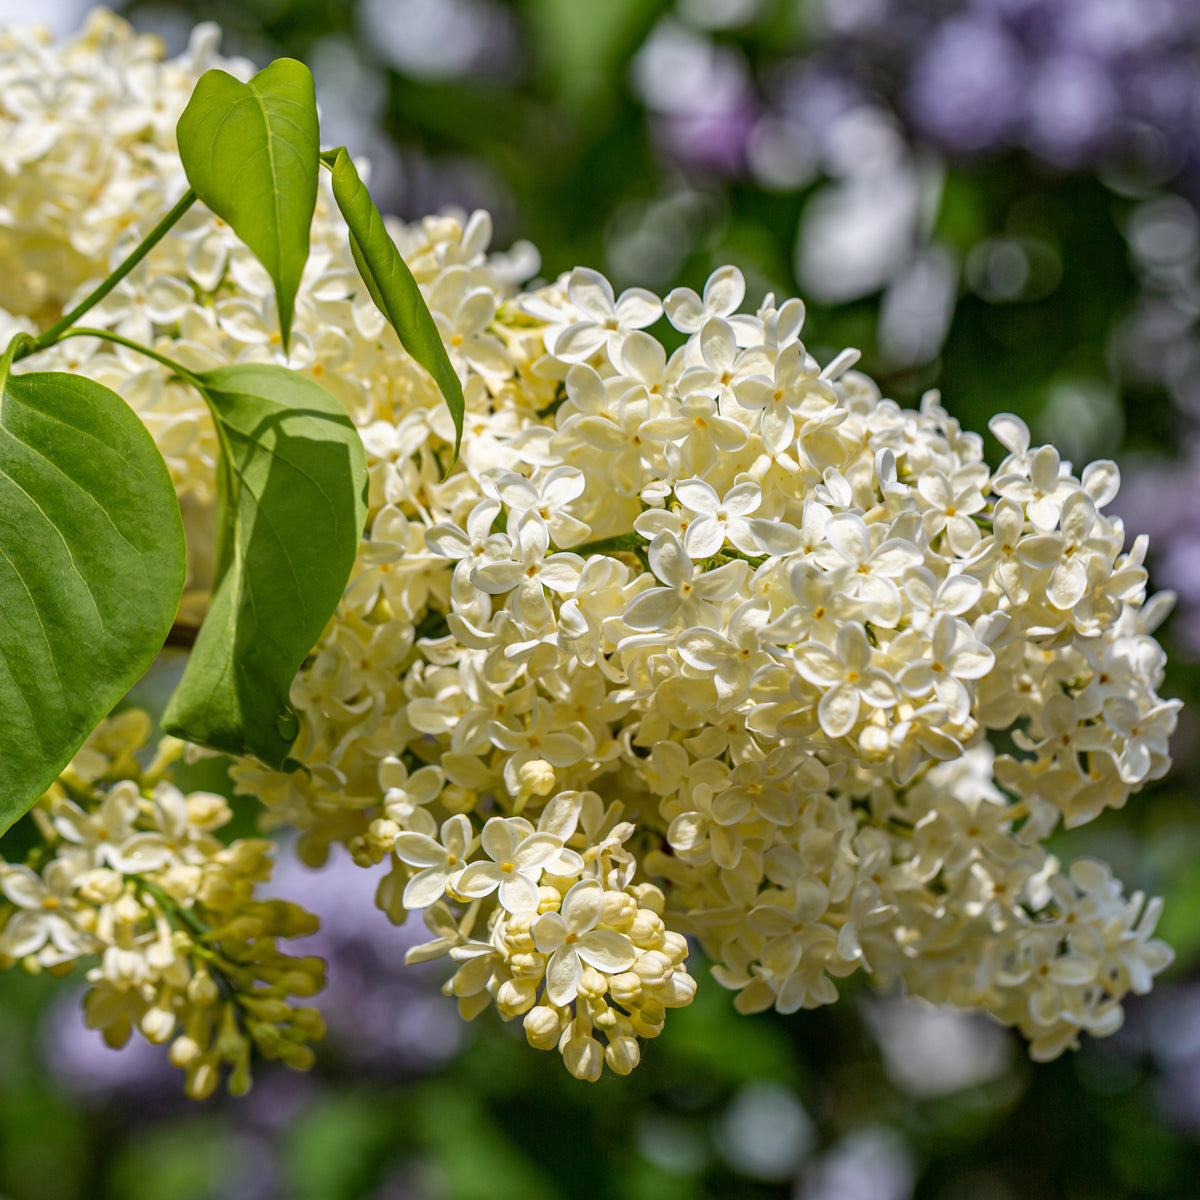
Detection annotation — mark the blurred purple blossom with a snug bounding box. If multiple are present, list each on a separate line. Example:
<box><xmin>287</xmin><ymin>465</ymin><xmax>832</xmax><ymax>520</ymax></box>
<box><xmin>631</xmin><ymin>17</ymin><xmax>760</xmax><ymax>174</ymax></box>
<box><xmin>270</xmin><ymin>844</ymin><xmax>465</xmax><ymax>1072</ymax></box>
<box><xmin>902</xmin><ymin>0</ymin><xmax>1200</xmax><ymax>179</ymax></box>
<box><xmin>906</xmin><ymin>17</ymin><xmax>1028</xmax><ymax>154</ymax></box>
<box><xmin>642</xmin><ymin>0</ymin><xmax>1200</xmax><ymax>196</ymax></box>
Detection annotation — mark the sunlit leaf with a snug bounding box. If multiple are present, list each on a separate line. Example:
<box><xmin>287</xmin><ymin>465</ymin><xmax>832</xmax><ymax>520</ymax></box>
<box><xmin>330</xmin><ymin>147</ymin><xmax>465</xmax><ymax>459</ymax></box>
<box><xmin>177</xmin><ymin>58</ymin><xmax>319</xmax><ymax>352</ymax></box>
<box><xmin>0</xmin><ymin>361</ymin><xmax>185</xmax><ymax>830</ymax></box>
<box><xmin>162</xmin><ymin>364</ymin><xmax>368</xmax><ymax>769</ymax></box>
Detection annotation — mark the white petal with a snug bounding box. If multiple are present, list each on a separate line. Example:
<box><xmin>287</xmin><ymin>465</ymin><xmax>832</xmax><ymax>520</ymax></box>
<box><xmin>533</xmin><ymin>911</ymin><xmax>568</xmax><ymax>954</ymax></box>
<box><xmin>561</xmin><ymin>879</ymin><xmax>605</xmax><ymax>932</ymax></box>
<box><xmin>678</xmin><ymin>627</ymin><xmax>734</xmax><ymax>672</ymax></box>
<box><xmin>703</xmin><ymin>265</ymin><xmax>745</xmax><ymax>315</ymax></box>
<box><xmin>818</xmin><ymin>683</ymin><xmax>860</xmax><ymax>738</ymax></box>
<box><xmin>545</xmin><ymin>945</ymin><xmax>582</xmax><ymax>1005</ymax></box>
<box><xmin>567</xmin><ymin>267</ymin><xmax>615</xmax><ymax>320</ymax></box>
<box><xmin>394</xmin><ymin>832</ymin><xmax>445</xmax><ymax>869</ymax></box>
<box><xmin>664</xmin><ymin>286</ymin><xmax>706</xmax><ymax>331</ymax></box>
<box><xmin>614</xmin><ymin>288</ymin><xmax>662</xmax><ymax>328</ymax></box>
<box><xmin>402</xmin><ymin>867</ymin><xmax>451</xmax><ymax>909</ymax></box>
<box><xmin>455</xmin><ymin>862</ymin><xmax>501</xmax><ymax>898</ymax></box>
<box><xmin>498</xmin><ymin>872</ymin><xmax>541</xmax><ymax>913</ymax></box>
<box><xmin>577</xmin><ymin>929</ymin><xmax>638</xmax><ymax>974</ymax></box>
<box><xmin>553</xmin><ymin>322</ymin><xmax>609</xmax><ymax>363</ymax></box>
<box><xmin>513</xmin><ymin>833</ymin><xmax>566</xmax><ymax>871</ymax></box>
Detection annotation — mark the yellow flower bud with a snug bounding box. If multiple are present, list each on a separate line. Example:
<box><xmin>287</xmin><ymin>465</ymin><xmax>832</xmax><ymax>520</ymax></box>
<box><xmin>605</xmin><ymin>1035</ymin><xmax>640</xmax><ymax>1076</ymax></box>
<box><xmin>562</xmin><ymin>1034</ymin><xmax>604</xmax><ymax>1082</ymax></box>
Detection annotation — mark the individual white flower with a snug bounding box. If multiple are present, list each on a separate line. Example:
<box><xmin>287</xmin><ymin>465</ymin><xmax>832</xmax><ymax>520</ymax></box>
<box><xmin>455</xmin><ymin>817</ymin><xmax>565</xmax><ymax>913</ymax></box>
<box><xmin>673</xmin><ymin>477</ymin><xmax>763</xmax><ymax>558</ymax></box>
<box><xmin>393</xmin><ymin>815</ymin><xmax>475</xmax><ymax>908</ymax></box>
<box><xmin>52</xmin><ymin>780</ymin><xmax>141</xmax><ymax>867</ymax></box>
<box><xmin>470</xmin><ymin>513</ymin><xmax>585</xmax><ymax>628</ymax></box>
<box><xmin>736</xmin><ymin>340</ymin><xmax>836</xmax><ymax>454</ymax></box>
<box><xmin>544</xmin><ymin>267</ymin><xmax>662</xmax><ymax>363</ymax></box>
<box><xmin>675</xmin><ymin>317</ymin><xmax>758</xmax><ymax>409</ymax></box>
<box><xmin>1099</xmin><ymin>697</ymin><xmax>1180</xmax><ymax>784</ymax></box>
<box><xmin>379</xmin><ymin>759</ymin><xmax>445</xmax><ymax>835</ymax></box>
<box><xmin>486</xmin><ymin>467</ymin><xmax>590</xmax><ymax>548</ymax></box>
<box><xmin>915</xmin><ymin>465</ymin><xmax>988</xmax><ymax>556</ymax></box>
<box><xmin>993</xmin><ymin>443</ymin><xmax>1078</xmax><ymax>531</ymax></box>
<box><xmin>0</xmin><ymin>858</ymin><xmax>93</xmax><ymax>961</ymax></box>
<box><xmin>792</xmin><ymin>622</ymin><xmax>900</xmax><ymax>739</ymax></box>
<box><xmin>429</xmin><ymin>265</ymin><xmax>512</xmax><ymax>380</ymax></box>
<box><xmin>677</xmin><ymin>599</ymin><xmax>773</xmax><ymax>708</ymax></box>
<box><xmin>638</xmin><ymin>392</ymin><xmax>748</xmax><ymax>476</ymax></box>
<box><xmin>562</xmin><ymin>383</ymin><xmax>655</xmax><ymax>497</ymax></box>
<box><xmin>896</xmin><ymin>614</ymin><xmax>995</xmax><ymax>725</ymax></box>
<box><xmin>1016</xmin><ymin>490</ymin><xmax>1106</xmax><ymax>611</ymax></box>
<box><xmin>487</xmin><ymin>697</ymin><xmax>597</xmax><ymax>797</ymax></box>
<box><xmin>533</xmin><ymin>879</ymin><xmax>638</xmax><ymax>1004</ymax></box>
<box><xmin>815</xmin><ymin>514</ymin><xmax>923</xmax><ymax>627</ymax></box>
<box><xmin>902</xmin><ymin>566</ymin><xmax>982</xmax><ymax>631</ymax></box>
<box><xmin>113</xmin><ymin>782</ymin><xmax>224</xmax><ymax>870</ymax></box>
<box><xmin>621</xmin><ymin>531</ymin><xmax>748</xmax><ymax>633</ymax></box>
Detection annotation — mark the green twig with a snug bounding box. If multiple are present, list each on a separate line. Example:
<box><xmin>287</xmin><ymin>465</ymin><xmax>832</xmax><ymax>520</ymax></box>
<box><xmin>20</xmin><ymin>189</ymin><xmax>197</xmax><ymax>358</ymax></box>
<box><xmin>48</xmin><ymin>327</ymin><xmax>204</xmax><ymax>388</ymax></box>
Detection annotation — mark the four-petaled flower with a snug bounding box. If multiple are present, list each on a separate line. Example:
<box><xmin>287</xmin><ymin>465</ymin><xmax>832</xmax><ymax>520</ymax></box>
<box><xmin>533</xmin><ymin>879</ymin><xmax>638</xmax><ymax>1005</ymax></box>
<box><xmin>455</xmin><ymin>817</ymin><xmax>565</xmax><ymax>913</ymax></box>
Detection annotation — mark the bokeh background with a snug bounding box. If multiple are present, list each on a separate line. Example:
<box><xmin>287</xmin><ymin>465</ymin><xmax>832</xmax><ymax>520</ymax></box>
<box><xmin>3</xmin><ymin>1</ymin><xmax>1200</xmax><ymax>1197</ymax></box>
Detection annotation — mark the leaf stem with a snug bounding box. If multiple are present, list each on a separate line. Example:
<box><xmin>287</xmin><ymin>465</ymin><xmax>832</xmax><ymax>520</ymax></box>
<box><xmin>0</xmin><ymin>331</ymin><xmax>34</xmax><ymax>393</ymax></box>
<box><xmin>50</xmin><ymin>327</ymin><xmax>204</xmax><ymax>388</ymax></box>
<box><xmin>19</xmin><ymin>189</ymin><xmax>197</xmax><ymax>359</ymax></box>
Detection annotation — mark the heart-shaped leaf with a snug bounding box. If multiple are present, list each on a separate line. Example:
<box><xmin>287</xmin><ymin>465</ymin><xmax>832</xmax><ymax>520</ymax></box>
<box><xmin>177</xmin><ymin>59</ymin><xmax>319</xmax><ymax>352</ymax></box>
<box><xmin>0</xmin><ymin>362</ymin><xmax>185</xmax><ymax>831</ymax></box>
<box><xmin>162</xmin><ymin>364</ymin><xmax>368</xmax><ymax>769</ymax></box>
<box><xmin>330</xmin><ymin>148</ymin><xmax>465</xmax><ymax>460</ymax></box>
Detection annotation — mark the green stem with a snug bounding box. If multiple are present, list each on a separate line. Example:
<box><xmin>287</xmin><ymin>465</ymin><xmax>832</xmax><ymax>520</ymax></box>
<box><xmin>573</xmin><ymin>532</ymin><xmax>647</xmax><ymax>557</ymax></box>
<box><xmin>20</xmin><ymin>189</ymin><xmax>197</xmax><ymax>359</ymax></box>
<box><xmin>50</xmin><ymin>327</ymin><xmax>203</xmax><ymax>388</ymax></box>
<box><xmin>714</xmin><ymin>547</ymin><xmax>768</xmax><ymax>568</ymax></box>
<box><xmin>138</xmin><ymin>878</ymin><xmax>206</xmax><ymax>937</ymax></box>
<box><xmin>0</xmin><ymin>331</ymin><xmax>33</xmax><ymax>393</ymax></box>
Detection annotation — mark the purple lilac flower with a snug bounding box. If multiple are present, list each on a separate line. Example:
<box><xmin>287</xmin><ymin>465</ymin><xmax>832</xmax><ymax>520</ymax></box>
<box><xmin>631</xmin><ymin>17</ymin><xmax>761</xmax><ymax>175</ymax></box>
<box><xmin>905</xmin><ymin>16</ymin><xmax>1028</xmax><ymax>153</ymax></box>
<box><xmin>906</xmin><ymin>0</ymin><xmax>1200</xmax><ymax>178</ymax></box>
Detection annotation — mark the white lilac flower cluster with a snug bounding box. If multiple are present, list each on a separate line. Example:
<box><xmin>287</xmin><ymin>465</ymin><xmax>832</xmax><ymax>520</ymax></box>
<box><xmin>0</xmin><ymin>712</ymin><xmax>326</xmax><ymax>1098</ymax></box>
<box><xmin>0</xmin><ymin>13</ymin><xmax>1177</xmax><ymax>1082</ymax></box>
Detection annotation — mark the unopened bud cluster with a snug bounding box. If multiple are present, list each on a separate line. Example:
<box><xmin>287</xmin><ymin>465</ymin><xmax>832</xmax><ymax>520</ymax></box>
<box><xmin>0</xmin><ymin>713</ymin><xmax>325</xmax><ymax>1098</ymax></box>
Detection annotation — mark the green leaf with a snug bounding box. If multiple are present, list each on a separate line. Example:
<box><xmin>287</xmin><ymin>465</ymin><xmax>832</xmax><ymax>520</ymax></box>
<box><xmin>176</xmin><ymin>59</ymin><xmax>319</xmax><ymax>352</ymax></box>
<box><xmin>0</xmin><ymin>357</ymin><xmax>185</xmax><ymax>831</ymax></box>
<box><xmin>162</xmin><ymin>364</ymin><xmax>368</xmax><ymax>769</ymax></box>
<box><xmin>330</xmin><ymin>147</ymin><xmax>465</xmax><ymax>460</ymax></box>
